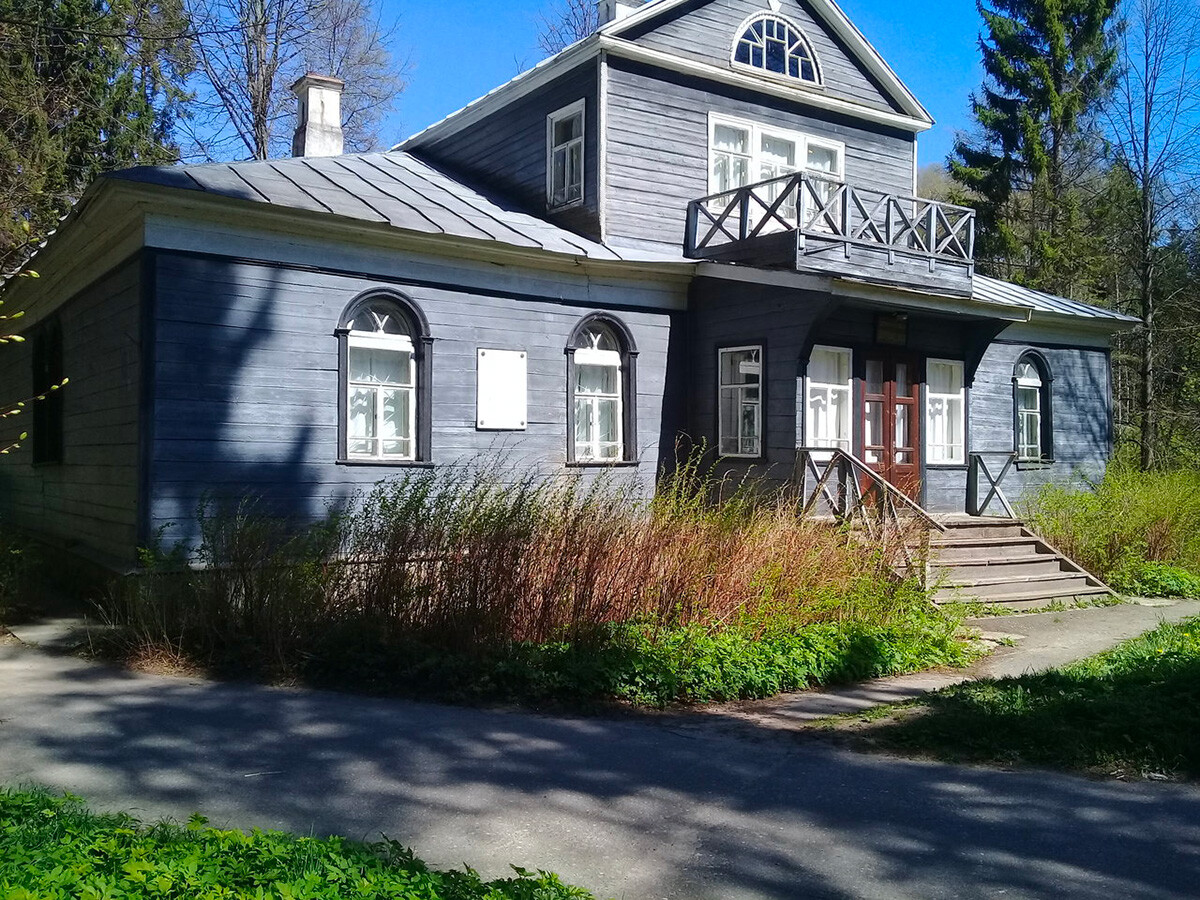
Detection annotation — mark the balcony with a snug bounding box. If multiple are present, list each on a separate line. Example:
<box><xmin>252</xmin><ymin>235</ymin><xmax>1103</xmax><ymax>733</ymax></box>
<box><xmin>684</xmin><ymin>172</ymin><xmax>976</xmax><ymax>295</ymax></box>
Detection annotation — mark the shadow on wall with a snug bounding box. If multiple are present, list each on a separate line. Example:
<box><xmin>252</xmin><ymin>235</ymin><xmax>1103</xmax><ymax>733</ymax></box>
<box><xmin>4</xmin><ymin>647</ymin><xmax>1199</xmax><ymax>900</ymax></box>
<box><xmin>149</xmin><ymin>255</ymin><xmax>351</xmax><ymax>554</ymax></box>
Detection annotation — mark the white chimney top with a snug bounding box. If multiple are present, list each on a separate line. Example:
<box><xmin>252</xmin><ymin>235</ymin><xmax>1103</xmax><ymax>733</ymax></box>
<box><xmin>598</xmin><ymin>0</ymin><xmax>649</xmax><ymax>25</ymax></box>
<box><xmin>291</xmin><ymin>74</ymin><xmax>345</xmax><ymax>158</ymax></box>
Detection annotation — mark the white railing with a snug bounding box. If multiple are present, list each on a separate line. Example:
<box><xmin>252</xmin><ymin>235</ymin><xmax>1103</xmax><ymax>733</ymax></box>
<box><xmin>685</xmin><ymin>172</ymin><xmax>976</xmax><ymax>267</ymax></box>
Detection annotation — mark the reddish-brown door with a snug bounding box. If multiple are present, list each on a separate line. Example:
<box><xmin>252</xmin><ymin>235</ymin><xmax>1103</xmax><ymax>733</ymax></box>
<box><xmin>861</xmin><ymin>356</ymin><xmax>922</xmax><ymax>499</ymax></box>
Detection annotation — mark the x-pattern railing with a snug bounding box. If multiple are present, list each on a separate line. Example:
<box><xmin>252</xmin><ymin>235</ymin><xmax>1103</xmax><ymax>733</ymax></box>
<box><xmin>967</xmin><ymin>452</ymin><xmax>1017</xmax><ymax>518</ymax></box>
<box><xmin>685</xmin><ymin>171</ymin><xmax>976</xmax><ymax>267</ymax></box>
<box><xmin>795</xmin><ymin>448</ymin><xmax>946</xmax><ymax>587</ymax></box>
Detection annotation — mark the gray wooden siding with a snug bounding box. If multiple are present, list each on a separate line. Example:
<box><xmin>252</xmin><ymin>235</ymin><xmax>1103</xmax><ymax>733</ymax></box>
<box><xmin>686</xmin><ymin>277</ymin><xmax>832</xmax><ymax>479</ymax></box>
<box><xmin>604</xmin><ymin>57</ymin><xmax>916</xmax><ymax>250</ymax></box>
<box><xmin>416</xmin><ymin>61</ymin><xmax>601</xmax><ymax>241</ymax></box>
<box><xmin>147</xmin><ymin>251</ymin><xmax>679</xmax><ymax>550</ymax></box>
<box><xmin>0</xmin><ymin>257</ymin><xmax>142</xmax><ymax>564</ymax></box>
<box><xmin>622</xmin><ymin>0</ymin><xmax>903</xmax><ymax>113</ymax></box>
<box><xmin>966</xmin><ymin>339</ymin><xmax>1113</xmax><ymax>508</ymax></box>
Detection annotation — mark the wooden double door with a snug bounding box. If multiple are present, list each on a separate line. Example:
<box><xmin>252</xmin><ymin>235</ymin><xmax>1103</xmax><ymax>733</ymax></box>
<box><xmin>861</xmin><ymin>354</ymin><xmax>922</xmax><ymax>499</ymax></box>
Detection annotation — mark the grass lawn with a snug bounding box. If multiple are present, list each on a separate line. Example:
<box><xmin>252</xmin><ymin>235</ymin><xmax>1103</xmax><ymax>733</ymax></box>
<box><xmin>820</xmin><ymin>618</ymin><xmax>1200</xmax><ymax>780</ymax></box>
<box><xmin>0</xmin><ymin>788</ymin><xmax>592</xmax><ymax>900</ymax></box>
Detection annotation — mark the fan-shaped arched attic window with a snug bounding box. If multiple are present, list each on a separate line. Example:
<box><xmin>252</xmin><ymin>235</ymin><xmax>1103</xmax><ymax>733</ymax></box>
<box><xmin>733</xmin><ymin>15</ymin><xmax>821</xmax><ymax>84</ymax></box>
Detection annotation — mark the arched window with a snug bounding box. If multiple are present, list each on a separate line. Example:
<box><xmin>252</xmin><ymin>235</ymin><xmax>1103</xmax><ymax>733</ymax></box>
<box><xmin>337</xmin><ymin>292</ymin><xmax>432</xmax><ymax>463</ymax></box>
<box><xmin>733</xmin><ymin>15</ymin><xmax>820</xmax><ymax>84</ymax></box>
<box><xmin>1014</xmin><ymin>352</ymin><xmax>1053</xmax><ymax>463</ymax></box>
<box><xmin>566</xmin><ymin>315</ymin><xmax>637</xmax><ymax>464</ymax></box>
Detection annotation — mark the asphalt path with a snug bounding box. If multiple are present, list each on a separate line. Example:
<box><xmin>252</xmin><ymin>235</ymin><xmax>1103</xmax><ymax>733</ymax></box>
<box><xmin>1</xmin><ymin>634</ymin><xmax>1198</xmax><ymax>899</ymax></box>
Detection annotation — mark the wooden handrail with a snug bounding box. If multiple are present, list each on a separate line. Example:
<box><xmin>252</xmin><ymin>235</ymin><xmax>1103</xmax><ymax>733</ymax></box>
<box><xmin>796</xmin><ymin>448</ymin><xmax>946</xmax><ymax>532</ymax></box>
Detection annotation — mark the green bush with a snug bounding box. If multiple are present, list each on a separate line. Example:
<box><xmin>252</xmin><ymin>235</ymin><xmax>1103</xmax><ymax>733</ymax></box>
<box><xmin>0</xmin><ymin>525</ymin><xmax>36</xmax><ymax>617</ymax></box>
<box><xmin>1109</xmin><ymin>560</ymin><xmax>1200</xmax><ymax>599</ymax></box>
<box><xmin>1022</xmin><ymin>462</ymin><xmax>1200</xmax><ymax>592</ymax></box>
<box><xmin>0</xmin><ymin>788</ymin><xmax>593</xmax><ymax>900</ymax></box>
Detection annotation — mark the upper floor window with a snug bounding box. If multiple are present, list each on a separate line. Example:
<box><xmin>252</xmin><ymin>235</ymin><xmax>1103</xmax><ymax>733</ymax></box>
<box><xmin>547</xmin><ymin>100</ymin><xmax>585</xmax><ymax>209</ymax></box>
<box><xmin>567</xmin><ymin>315</ymin><xmax>638</xmax><ymax>464</ymax></box>
<box><xmin>718</xmin><ymin>345</ymin><xmax>763</xmax><ymax>458</ymax></box>
<box><xmin>338</xmin><ymin>292</ymin><xmax>432</xmax><ymax>464</ymax></box>
<box><xmin>733</xmin><ymin>15</ymin><xmax>820</xmax><ymax>84</ymax></box>
<box><xmin>1014</xmin><ymin>353</ymin><xmax>1054</xmax><ymax>462</ymax></box>
<box><xmin>709</xmin><ymin>115</ymin><xmax>844</xmax><ymax>224</ymax></box>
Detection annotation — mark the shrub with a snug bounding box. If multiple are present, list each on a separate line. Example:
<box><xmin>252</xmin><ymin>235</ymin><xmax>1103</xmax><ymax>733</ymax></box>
<box><xmin>1109</xmin><ymin>560</ymin><xmax>1200</xmax><ymax>599</ymax></box>
<box><xmin>0</xmin><ymin>788</ymin><xmax>593</xmax><ymax>899</ymax></box>
<box><xmin>0</xmin><ymin>525</ymin><xmax>36</xmax><ymax>617</ymax></box>
<box><xmin>98</xmin><ymin>455</ymin><xmax>964</xmax><ymax>704</ymax></box>
<box><xmin>1022</xmin><ymin>462</ymin><xmax>1200</xmax><ymax>590</ymax></box>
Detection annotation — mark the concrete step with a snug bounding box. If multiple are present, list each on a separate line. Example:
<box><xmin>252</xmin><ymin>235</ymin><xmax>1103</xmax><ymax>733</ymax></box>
<box><xmin>935</xmin><ymin>574</ymin><xmax>1103</xmax><ymax>603</ymax></box>
<box><xmin>931</xmin><ymin>556</ymin><xmax>1070</xmax><ymax>581</ymax></box>
<box><xmin>935</xmin><ymin>584</ymin><xmax>1114</xmax><ymax>605</ymax></box>
<box><xmin>930</xmin><ymin>538</ymin><xmax>1047</xmax><ymax>563</ymax></box>
<box><xmin>936</xmin><ymin>521</ymin><xmax>1028</xmax><ymax>540</ymax></box>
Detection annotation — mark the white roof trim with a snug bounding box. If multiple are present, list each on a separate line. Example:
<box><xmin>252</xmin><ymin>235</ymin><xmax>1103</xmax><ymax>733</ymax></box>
<box><xmin>601</xmin><ymin>36</ymin><xmax>930</xmax><ymax>133</ymax></box>
<box><xmin>396</xmin><ymin>37</ymin><xmax>602</xmax><ymax>150</ymax></box>
<box><xmin>400</xmin><ymin>0</ymin><xmax>933</xmax><ymax>151</ymax></box>
<box><xmin>601</xmin><ymin>0</ymin><xmax>932</xmax><ymax>124</ymax></box>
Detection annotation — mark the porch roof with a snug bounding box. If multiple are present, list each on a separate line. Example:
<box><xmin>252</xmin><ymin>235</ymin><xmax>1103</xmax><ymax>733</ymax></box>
<box><xmin>973</xmin><ymin>276</ymin><xmax>1140</xmax><ymax>326</ymax></box>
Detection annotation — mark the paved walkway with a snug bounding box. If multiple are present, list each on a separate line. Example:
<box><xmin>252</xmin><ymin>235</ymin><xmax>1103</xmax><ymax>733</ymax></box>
<box><xmin>1</xmin><ymin>601</ymin><xmax>1199</xmax><ymax>899</ymax></box>
<box><xmin>701</xmin><ymin>598</ymin><xmax>1200</xmax><ymax>728</ymax></box>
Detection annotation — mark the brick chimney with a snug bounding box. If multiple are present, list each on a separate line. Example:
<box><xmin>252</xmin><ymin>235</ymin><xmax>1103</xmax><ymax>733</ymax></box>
<box><xmin>290</xmin><ymin>74</ymin><xmax>345</xmax><ymax>158</ymax></box>
<box><xmin>597</xmin><ymin>0</ymin><xmax>650</xmax><ymax>25</ymax></box>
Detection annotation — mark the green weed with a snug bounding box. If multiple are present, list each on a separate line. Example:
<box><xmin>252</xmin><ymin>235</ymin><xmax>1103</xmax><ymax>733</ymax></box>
<box><xmin>0</xmin><ymin>787</ymin><xmax>593</xmax><ymax>899</ymax></box>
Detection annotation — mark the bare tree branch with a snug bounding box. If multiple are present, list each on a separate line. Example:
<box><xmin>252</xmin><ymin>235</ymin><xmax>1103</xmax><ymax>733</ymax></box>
<box><xmin>535</xmin><ymin>0</ymin><xmax>598</xmax><ymax>56</ymax></box>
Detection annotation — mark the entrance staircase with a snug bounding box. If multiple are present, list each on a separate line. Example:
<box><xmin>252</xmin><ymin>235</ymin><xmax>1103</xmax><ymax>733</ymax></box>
<box><xmin>794</xmin><ymin>449</ymin><xmax>1116</xmax><ymax>608</ymax></box>
<box><xmin>928</xmin><ymin>517</ymin><xmax>1115</xmax><ymax>607</ymax></box>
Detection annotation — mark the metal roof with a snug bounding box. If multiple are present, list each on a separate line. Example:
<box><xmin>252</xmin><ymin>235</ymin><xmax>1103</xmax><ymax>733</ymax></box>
<box><xmin>973</xmin><ymin>275</ymin><xmax>1140</xmax><ymax>325</ymax></box>
<box><xmin>107</xmin><ymin>151</ymin><xmax>685</xmax><ymax>264</ymax></box>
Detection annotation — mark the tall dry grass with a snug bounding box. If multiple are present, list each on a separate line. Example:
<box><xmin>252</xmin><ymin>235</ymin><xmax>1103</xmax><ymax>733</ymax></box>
<box><xmin>1022</xmin><ymin>461</ymin><xmax>1200</xmax><ymax>579</ymax></box>
<box><xmin>102</xmin><ymin>455</ymin><xmax>929</xmax><ymax>672</ymax></box>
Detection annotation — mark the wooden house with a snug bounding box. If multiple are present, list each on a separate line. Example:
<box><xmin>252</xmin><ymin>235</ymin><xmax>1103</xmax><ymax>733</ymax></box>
<box><xmin>0</xmin><ymin>0</ymin><xmax>1137</xmax><ymax>602</ymax></box>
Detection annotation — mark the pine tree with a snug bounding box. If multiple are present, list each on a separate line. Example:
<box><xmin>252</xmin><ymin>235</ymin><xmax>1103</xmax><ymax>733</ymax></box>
<box><xmin>950</xmin><ymin>0</ymin><xmax>1119</xmax><ymax>296</ymax></box>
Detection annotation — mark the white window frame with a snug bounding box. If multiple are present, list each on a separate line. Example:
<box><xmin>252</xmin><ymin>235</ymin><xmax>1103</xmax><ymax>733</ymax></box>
<box><xmin>803</xmin><ymin>345</ymin><xmax>853</xmax><ymax>456</ymax></box>
<box><xmin>573</xmin><ymin>344</ymin><xmax>624</xmax><ymax>462</ymax></box>
<box><xmin>925</xmin><ymin>358</ymin><xmax>966</xmax><ymax>466</ymax></box>
<box><xmin>546</xmin><ymin>100</ymin><xmax>585</xmax><ymax>210</ymax></box>
<box><xmin>1015</xmin><ymin>363</ymin><xmax>1044</xmax><ymax>462</ymax></box>
<box><xmin>346</xmin><ymin>331</ymin><xmax>417</xmax><ymax>462</ymax></box>
<box><xmin>707</xmin><ymin>114</ymin><xmax>845</xmax><ymax>223</ymax></box>
<box><xmin>718</xmin><ymin>345</ymin><xmax>764</xmax><ymax>459</ymax></box>
<box><xmin>729</xmin><ymin>12</ymin><xmax>823</xmax><ymax>86</ymax></box>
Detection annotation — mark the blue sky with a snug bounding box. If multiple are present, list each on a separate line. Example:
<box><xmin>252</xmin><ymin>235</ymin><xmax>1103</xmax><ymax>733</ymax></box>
<box><xmin>383</xmin><ymin>0</ymin><xmax>985</xmax><ymax>168</ymax></box>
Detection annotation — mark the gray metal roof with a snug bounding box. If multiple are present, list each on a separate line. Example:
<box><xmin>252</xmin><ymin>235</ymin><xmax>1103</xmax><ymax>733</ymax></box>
<box><xmin>973</xmin><ymin>275</ymin><xmax>1140</xmax><ymax>325</ymax></box>
<box><xmin>107</xmin><ymin>151</ymin><xmax>685</xmax><ymax>264</ymax></box>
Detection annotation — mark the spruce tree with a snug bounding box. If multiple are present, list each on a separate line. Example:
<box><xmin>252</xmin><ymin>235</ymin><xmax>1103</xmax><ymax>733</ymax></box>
<box><xmin>0</xmin><ymin>0</ymin><xmax>191</xmax><ymax>271</ymax></box>
<box><xmin>950</xmin><ymin>0</ymin><xmax>1119</xmax><ymax>295</ymax></box>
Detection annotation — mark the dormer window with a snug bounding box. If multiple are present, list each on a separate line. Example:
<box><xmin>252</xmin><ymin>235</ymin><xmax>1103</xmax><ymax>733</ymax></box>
<box><xmin>733</xmin><ymin>15</ymin><xmax>820</xmax><ymax>84</ymax></box>
<box><xmin>547</xmin><ymin>100</ymin><xmax>585</xmax><ymax>209</ymax></box>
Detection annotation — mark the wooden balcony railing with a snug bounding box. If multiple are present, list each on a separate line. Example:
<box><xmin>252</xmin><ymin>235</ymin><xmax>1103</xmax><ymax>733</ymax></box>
<box><xmin>685</xmin><ymin>172</ymin><xmax>976</xmax><ymax>270</ymax></box>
